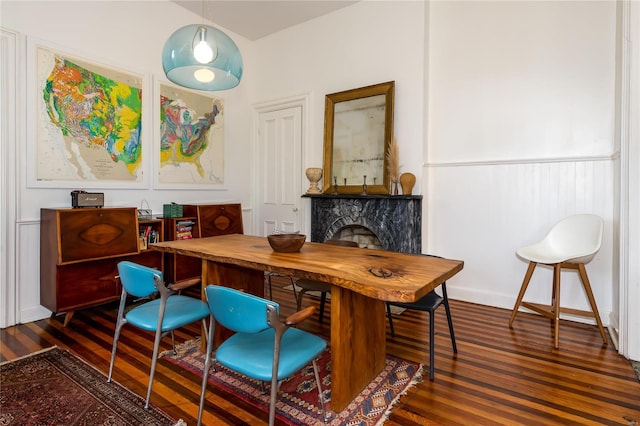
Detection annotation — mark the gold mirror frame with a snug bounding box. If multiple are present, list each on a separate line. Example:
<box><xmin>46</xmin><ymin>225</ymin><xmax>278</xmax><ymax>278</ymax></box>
<box><xmin>322</xmin><ymin>81</ymin><xmax>395</xmax><ymax>194</ymax></box>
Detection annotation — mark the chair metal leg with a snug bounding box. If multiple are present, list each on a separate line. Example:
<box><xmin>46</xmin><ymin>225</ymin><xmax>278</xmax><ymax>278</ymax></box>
<box><xmin>107</xmin><ymin>322</ymin><xmax>124</xmax><ymax>382</ymax></box>
<box><xmin>197</xmin><ymin>315</ymin><xmax>215</xmax><ymax>426</ymax></box>
<box><xmin>318</xmin><ymin>292</ymin><xmax>327</xmax><ymax>323</ymax></box>
<box><xmin>108</xmin><ymin>291</ymin><xmax>128</xmax><ymax>383</ymax></box>
<box><xmin>268</xmin><ymin>367</ymin><xmax>279</xmax><ymax>426</ymax></box>
<box><xmin>443</xmin><ymin>300</ymin><xmax>457</xmax><ymax>354</ymax></box>
<box><xmin>386</xmin><ymin>302</ymin><xmax>395</xmax><ymax>336</ymax></box>
<box><xmin>312</xmin><ymin>358</ymin><xmax>327</xmax><ymax>421</ymax></box>
<box><xmin>429</xmin><ymin>310</ymin><xmax>435</xmax><ymax>381</ymax></box>
<box><xmin>288</xmin><ymin>279</ymin><xmax>298</xmax><ymax>303</ymax></box>
<box><xmin>509</xmin><ymin>261</ymin><xmax>537</xmax><ymax>327</ymax></box>
<box><xmin>145</xmin><ymin>328</ymin><xmax>164</xmax><ymax>409</ymax></box>
<box><xmin>266</xmin><ymin>273</ymin><xmax>274</xmax><ymax>300</ymax></box>
<box><xmin>296</xmin><ymin>289</ymin><xmax>307</xmax><ymax>311</ymax></box>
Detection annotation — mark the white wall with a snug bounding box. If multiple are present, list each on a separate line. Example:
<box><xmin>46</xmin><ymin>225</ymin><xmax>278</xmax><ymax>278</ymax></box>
<box><xmin>0</xmin><ymin>0</ymin><xmax>256</xmax><ymax>324</ymax></box>
<box><xmin>252</xmin><ymin>1</ymin><xmax>426</xmax><ymax>187</ymax></box>
<box><xmin>426</xmin><ymin>1</ymin><xmax>617</xmax><ymax>319</ymax></box>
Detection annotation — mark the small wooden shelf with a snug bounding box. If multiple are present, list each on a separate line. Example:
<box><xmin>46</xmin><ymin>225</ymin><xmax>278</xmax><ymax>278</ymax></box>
<box><xmin>138</xmin><ymin>218</ymin><xmax>164</xmax><ymax>251</ymax></box>
<box><xmin>162</xmin><ymin>203</ymin><xmax>243</xmax><ymax>285</ymax></box>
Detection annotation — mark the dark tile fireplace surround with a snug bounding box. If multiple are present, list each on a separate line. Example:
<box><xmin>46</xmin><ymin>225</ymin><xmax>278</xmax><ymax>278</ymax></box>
<box><xmin>305</xmin><ymin>194</ymin><xmax>422</xmax><ymax>253</ymax></box>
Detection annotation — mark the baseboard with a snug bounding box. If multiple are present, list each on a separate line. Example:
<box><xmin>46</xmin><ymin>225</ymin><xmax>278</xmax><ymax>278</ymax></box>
<box><xmin>608</xmin><ymin>311</ymin><xmax>620</xmax><ymax>351</ymax></box>
<box><xmin>448</xmin><ymin>285</ymin><xmax>610</xmax><ymax>327</ymax></box>
<box><xmin>20</xmin><ymin>306</ymin><xmax>51</xmax><ymax>324</ymax></box>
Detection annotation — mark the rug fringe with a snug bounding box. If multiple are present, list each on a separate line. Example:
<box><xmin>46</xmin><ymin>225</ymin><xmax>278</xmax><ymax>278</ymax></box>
<box><xmin>0</xmin><ymin>346</ymin><xmax>58</xmax><ymax>366</ymax></box>
<box><xmin>375</xmin><ymin>363</ymin><xmax>425</xmax><ymax>426</ymax></box>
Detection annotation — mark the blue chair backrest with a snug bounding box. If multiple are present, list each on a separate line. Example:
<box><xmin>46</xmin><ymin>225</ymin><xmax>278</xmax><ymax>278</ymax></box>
<box><xmin>117</xmin><ymin>261</ymin><xmax>161</xmax><ymax>298</ymax></box>
<box><xmin>204</xmin><ymin>285</ymin><xmax>279</xmax><ymax>334</ymax></box>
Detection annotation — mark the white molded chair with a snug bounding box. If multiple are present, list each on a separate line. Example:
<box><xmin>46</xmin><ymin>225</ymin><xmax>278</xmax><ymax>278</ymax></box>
<box><xmin>508</xmin><ymin>214</ymin><xmax>608</xmax><ymax>349</ymax></box>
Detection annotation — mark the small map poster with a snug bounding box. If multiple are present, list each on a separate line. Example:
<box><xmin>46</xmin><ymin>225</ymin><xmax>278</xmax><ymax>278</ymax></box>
<box><xmin>35</xmin><ymin>47</ymin><xmax>144</xmax><ymax>183</ymax></box>
<box><xmin>158</xmin><ymin>82</ymin><xmax>224</xmax><ymax>186</ymax></box>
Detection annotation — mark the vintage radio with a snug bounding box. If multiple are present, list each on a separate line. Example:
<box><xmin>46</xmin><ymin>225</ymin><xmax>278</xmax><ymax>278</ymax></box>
<box><xmin>70</xmin><ymin>191</ymin><xmax>104</xmax><ymax>208</ymax></box>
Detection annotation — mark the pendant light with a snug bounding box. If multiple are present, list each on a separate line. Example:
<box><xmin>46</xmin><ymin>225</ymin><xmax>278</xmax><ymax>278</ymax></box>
<box><xmin>162</xmin><ymin>22</ymin><xmax>243</xmax><ymax>91</ymax></box>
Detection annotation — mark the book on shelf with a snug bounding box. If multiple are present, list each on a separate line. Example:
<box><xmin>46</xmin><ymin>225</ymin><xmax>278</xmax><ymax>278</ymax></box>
<box><xmin>139</xmin><ymin>226</ymin><xmax>160</xmax><ymax>247</ymax></box>
<box><xmin>175</xmin><ymin>220</ymin><xmax>195</xmax><ymax>240</ymax></box>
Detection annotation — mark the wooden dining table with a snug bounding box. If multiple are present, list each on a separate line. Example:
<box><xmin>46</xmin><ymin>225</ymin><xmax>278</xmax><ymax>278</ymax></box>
<box><xmin>151</xmin><ymin>233</ymin><xmax>464</xmax><ymax>411</ymax></box>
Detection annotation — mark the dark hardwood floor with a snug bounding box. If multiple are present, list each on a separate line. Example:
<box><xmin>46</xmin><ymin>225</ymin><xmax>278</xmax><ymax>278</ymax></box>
<box><xmin>2</xmin><ymin>279</ymin><xmax>639</xmax><ymax>425</ymax></box>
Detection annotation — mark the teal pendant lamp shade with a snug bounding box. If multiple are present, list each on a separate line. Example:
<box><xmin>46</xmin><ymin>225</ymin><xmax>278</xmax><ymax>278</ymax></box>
<box><xmin>162</xmin><ymin>24</ymin><xmax>243</xmax><ymax>91</ymax></box>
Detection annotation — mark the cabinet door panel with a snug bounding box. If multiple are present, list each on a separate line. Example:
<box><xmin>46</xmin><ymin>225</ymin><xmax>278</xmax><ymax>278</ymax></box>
<box><xmin>56</xmin><ymin>260</ymin><xmax>121</xmax><ymax>311</ymax></box>
<box><xmin>58</xmin><ymin>209</ymin><xmax>139</xmax><ymax>263</ymax></box>
<box><xmin>198</xmin><ymin>204</ymin><xmax>243</xmax><ymax>237</ymax></box>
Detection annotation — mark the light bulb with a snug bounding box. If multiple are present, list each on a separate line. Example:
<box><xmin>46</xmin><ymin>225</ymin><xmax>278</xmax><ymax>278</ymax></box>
<box><xmin>194</xmin><ymin>68</ymin><xmax>215</xmax><ymax>83</ymax></box>
<box><xmin>192</xmin><ymin>27</ymin><xmax>217</xmax><ymax>64</ymax></box>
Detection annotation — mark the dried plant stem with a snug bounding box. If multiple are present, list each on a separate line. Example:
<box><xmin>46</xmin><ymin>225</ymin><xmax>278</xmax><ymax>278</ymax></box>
<box><xmin>387</xmin><ymin>138</ymin><xmax>400</xmax><ymax>182</ymax></box>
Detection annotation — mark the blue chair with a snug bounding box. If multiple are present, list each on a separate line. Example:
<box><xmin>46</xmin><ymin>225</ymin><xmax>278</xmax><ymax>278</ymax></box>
<box><xmin>386</xmin><ymin>255</ymin><xmax>457</xmax><ymax>381</ymax></box>
<box><xmin>107</xmin><ymin>261</ymin><xmax>210</xmax><ymax>409</ymax></box>
<box><xmin>197</xmin><ymin>285</ymin><xmax>327</xmax><ymax>426</ymax></box>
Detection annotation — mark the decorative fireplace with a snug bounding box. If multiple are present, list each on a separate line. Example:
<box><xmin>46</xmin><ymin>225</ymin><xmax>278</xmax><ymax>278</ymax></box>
<box><xmin>305</xmin><ymin>194</ymin><xmax>422</xmax><ymax>253</ymax></box>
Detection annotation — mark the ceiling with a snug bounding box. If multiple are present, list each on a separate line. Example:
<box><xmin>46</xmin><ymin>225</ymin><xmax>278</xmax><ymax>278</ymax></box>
<box><xmin>171</xmin><ymin>1</ymin><xmax>358</xmax><ymax>41</ymax></box>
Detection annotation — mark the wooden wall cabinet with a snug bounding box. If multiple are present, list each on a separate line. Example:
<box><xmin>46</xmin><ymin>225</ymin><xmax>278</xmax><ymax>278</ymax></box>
<box><xmin>163</xmin><ymin>203</ymin><xmax>243</xmax><ymax>284</ymax></box>
<box><xmin>40</xmin><ymin>208</ymin><xmax>163</xmax><ymax>325</ymax></box>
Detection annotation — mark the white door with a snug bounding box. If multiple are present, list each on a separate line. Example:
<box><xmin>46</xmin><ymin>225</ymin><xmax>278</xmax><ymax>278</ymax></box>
<box><xmin>255</xmin><ymin>105</ymin><xmax>303</xmax><ymax>236</ymax></box>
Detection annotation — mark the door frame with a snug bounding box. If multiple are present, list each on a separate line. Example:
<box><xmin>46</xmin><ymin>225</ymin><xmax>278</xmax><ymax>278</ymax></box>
<box><xmin>1</xmin><ymin>29</ymin><xmax>19</xmax><ymax>327</ymax></box>
<box><xmin>251</xmin><ymin>93</ymin><xmax>311</xmax><ymax>236</ymax></box>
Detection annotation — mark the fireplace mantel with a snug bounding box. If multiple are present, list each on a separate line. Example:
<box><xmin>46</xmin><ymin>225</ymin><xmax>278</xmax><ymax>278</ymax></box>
<box><xmin>303</xmin><ymin>194</ymin><xmax>422</xmax><ymax>253</ymax></box>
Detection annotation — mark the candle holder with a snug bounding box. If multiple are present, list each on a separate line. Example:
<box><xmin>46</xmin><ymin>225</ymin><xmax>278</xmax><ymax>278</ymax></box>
<box><xmin>361</xmin><ymin>175</ymin><xmax>367</xmax><ymax>195</ymax></box>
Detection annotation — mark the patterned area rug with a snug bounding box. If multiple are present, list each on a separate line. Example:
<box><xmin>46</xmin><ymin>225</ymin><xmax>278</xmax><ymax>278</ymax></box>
<box><xmin>633</xmin><ymin>360</ymin><xmax>640</xmax><ymax>383</ymax></box>
<box><xmin>161</xmin><ymin>338</ymin><xmax>423</xmax><ymax>425</ymax></box>
<box><xmin>0</xmin><ymin>347</ymin><xmax>183</xmax><ymax>426</ymax></box>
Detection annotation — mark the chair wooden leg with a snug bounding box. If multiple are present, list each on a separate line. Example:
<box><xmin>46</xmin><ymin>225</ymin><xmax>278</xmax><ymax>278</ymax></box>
<box><xmin>552</xmin><ymin>264</ymin><xmax>561</xmax><ymax>349</ymax></box>
<box><xmin>509</xmin><ymin>262</ymin><xmax>537</xmax><ymax>327</ymax></box>
<box><xmin>577</xmin><ymin>264</ymin><xmax>608</xmax><ymax>345</ymax></box>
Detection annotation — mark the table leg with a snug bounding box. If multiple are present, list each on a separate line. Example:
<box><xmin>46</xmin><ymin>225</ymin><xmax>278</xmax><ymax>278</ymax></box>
<box><xmin>330</xmin><ymin>286</ymin><xmax>386</xmax><ymax>411</ymax></box>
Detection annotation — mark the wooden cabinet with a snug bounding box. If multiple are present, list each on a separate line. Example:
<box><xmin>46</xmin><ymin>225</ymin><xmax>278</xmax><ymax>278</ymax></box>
<box><xmin>187</xmin><ymin>203</ymin><xmax>244</xmax><ymax>237</ymax></box>
<box><xmin>40</xmin><ymin>208</ymin><xmax>163</xmax><ymax>325</ymax></box>
<box><xmin>163</xmin><ymin>203</ymin><xmax>243</xmax><ymax>284</ymax></box>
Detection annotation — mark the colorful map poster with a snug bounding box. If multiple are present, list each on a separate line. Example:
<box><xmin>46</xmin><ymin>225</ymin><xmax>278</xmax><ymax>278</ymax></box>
<box><xmin>35</xmin><ymin>46</ymin><xmax>144</xmax><ymax>183</ymax></box>
<box><xmin>157</xmin><ymin>82</ymin><xmax>224</xmax><ymax>186</ymax></box>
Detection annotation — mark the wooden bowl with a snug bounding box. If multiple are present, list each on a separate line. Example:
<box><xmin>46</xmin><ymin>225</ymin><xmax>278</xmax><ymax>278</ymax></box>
<box><xmin>267</xmin><ymin>234</ymin><xmax>306</xmax><ymax>253</ymax></box>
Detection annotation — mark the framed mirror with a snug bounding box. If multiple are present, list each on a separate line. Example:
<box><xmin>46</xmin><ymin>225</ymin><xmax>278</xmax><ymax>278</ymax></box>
<box><xmin>322</xmin><ymin>81</ymin><xmax>395</xmax><ymax>195</ymax></box>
